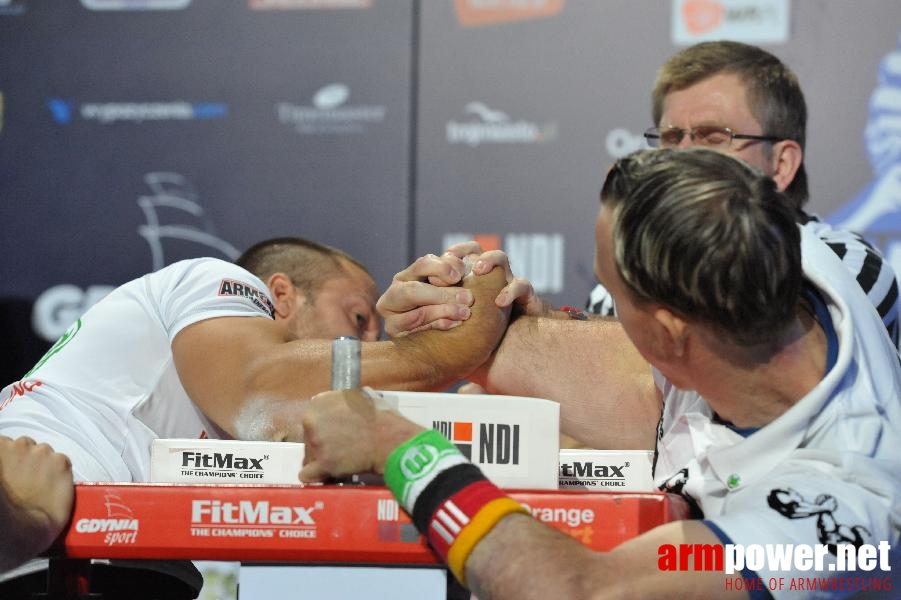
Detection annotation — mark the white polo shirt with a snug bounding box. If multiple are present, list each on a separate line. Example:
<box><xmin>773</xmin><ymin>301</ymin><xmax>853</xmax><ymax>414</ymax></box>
<box><xmin>653</xmin><ymin>228</ymin><xmax>901</xmax><ymax>597</ymax></box>
<box><xmin>0</xmin><ymin>258</ymin><xmax>275</xmax><ymax>482</ymax></box>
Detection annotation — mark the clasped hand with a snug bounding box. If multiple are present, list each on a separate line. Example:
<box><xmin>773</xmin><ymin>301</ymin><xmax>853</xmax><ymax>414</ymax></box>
<box><xmin>376</xmin><ymin>241</ymin><xmax>549</xmax><ymax>337</ymax></box>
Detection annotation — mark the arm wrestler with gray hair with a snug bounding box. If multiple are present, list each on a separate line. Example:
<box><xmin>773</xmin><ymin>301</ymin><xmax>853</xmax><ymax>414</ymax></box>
<box><xmin>300</xmin><ymin>149</ymin><xmax>901</xmax><ymax>599</ymax></box>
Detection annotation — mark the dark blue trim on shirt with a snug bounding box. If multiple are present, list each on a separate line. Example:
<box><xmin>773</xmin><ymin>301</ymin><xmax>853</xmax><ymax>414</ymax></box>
<box><xmin>712</xmin><ymin>413</ymin><xmax>759</xmax><ymax>438</ymax></box>
<box><xmin>703</xmin><ymin>520</ymin><xmax>775</xmax><ymax>600</ymax></box>
<box><xmin>801</xmin><ymin>285</ymin><xmax>838</xmax><ymax>375</ymax></box>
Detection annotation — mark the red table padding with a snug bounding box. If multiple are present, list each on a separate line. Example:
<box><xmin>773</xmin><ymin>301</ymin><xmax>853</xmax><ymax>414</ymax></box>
<box><xmin>51</xmin><ymin>483</ymin><xmax>689</xmax><ymax>564</ymax></box>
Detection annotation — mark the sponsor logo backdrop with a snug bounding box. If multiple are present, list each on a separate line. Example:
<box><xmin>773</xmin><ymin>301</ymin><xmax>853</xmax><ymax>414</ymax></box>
<box><xmin>2</xmin><ymin>1</ymin><xmax>900</xmax><ymax>384</ymax></box>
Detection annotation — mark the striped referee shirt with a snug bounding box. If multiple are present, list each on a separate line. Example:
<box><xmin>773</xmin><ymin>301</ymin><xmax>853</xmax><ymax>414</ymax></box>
<box><xmin>586</xmin><ymin>214</ymin><xmax>900</xmax><ymax>350</ymax></box>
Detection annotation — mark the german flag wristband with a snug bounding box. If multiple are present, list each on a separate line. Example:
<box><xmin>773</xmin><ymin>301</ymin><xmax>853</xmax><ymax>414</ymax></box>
<box><xmin>383</xmin><ymin>430</ymin><xmax>528</xmax><ymax>585</ymax></box>
<box><xmin>428</xmin><ymin>479</ymin><xmax>527</xmax><ymax>583</ymax></box>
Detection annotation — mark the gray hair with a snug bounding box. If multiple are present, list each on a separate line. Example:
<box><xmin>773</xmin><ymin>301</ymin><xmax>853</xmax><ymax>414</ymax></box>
<box><xmin>600</xmin><ymin>148</ymin><xmax>802</xmax><ymax>347</ymax></box>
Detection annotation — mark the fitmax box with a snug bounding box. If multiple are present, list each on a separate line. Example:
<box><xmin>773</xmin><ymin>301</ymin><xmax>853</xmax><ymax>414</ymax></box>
<box><xmin>151</xmin><ymin>390</ymin><xmax>560</xmax><ymax>489</ymax></box>
<box><xmin>376</xmin><ymin>390</ymin><xmax>560</xmax><ymax>490</ymax></box>
<box><xmin>558</xmin><ymin>449</ymin><xmax>656</xmax><ymax>492</ymax></box>
<box><xmin>151</xmin><ymin>438</ymin><xmax>305</xmax><ymax>484</ymax></box>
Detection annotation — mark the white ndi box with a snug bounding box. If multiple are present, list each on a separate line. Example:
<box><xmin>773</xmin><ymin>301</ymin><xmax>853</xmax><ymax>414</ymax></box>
<box><xmin>557</xmin><ymin>449</ymin><xmax>656</xmax><ymax>492</ymax></box>
<box><xmin>374</xmin><ymin>390</ymin><xmax>560</xmax><ymax>490</ymax></box>
<box><xmin>151</xmin><ymin>391</ymin><xmax>560</xmax><ymax>489</ymax></box>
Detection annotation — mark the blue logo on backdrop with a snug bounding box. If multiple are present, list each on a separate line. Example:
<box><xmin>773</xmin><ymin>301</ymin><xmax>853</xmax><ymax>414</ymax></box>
<box><xmin>48</xmin><ymin>99</ymin><xmax>75</xmax><ymax>124</ymax></box>
<box><xmin>47</xmin><ymin>99</ymin><xmax>228</xmax><ymax>124</ymax></box>
<box><xmin>192</xmin><ymin>103</ymin><xmax>229</xmax><ymax>120</ymax></box>
<box><xmin>828</xmin><ymin>32</ymin><xmax>901</xmax><ymax>276</ymax></box>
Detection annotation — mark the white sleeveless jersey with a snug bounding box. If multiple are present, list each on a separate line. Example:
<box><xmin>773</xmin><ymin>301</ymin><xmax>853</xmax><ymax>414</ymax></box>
<box><xmin>653</xmin><ymin>228</ymin><xmax>901</xmax><ymax>595</ymax></box>
<box><xmin>0</xmin><ymin>258</ymin><xmax>275</xmax><ymax>482</ymax></box>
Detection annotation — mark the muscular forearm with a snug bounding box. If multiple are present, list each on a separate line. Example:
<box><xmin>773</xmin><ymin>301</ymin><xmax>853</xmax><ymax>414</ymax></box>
<box><xmin>250</xmin><ymin>266</ymin><xmax>509</xmax><ymax>395</ymax></box>
<box><xmin>227</xmin><ymin>268</ymin><xmax>509</xmax><ymax>440</ymax></box>
<box><xmin>464</xmin><ymin>514</ymin><xmax>737</xmax><ymax>599</ymax></box>
<box><xmin>465</xmin><ymin>513</ymin><xmax>619</xmax><ymax>600</ymax></box>
<box><xmin>471</xmin><ymin>314</ymin><xmax>660</xmax><ymax>449</ymax></box>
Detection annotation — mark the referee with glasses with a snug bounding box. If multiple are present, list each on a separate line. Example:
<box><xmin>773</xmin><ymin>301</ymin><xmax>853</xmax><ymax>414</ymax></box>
<box><xmin>586</xmin><ymin>41</ymin><xmax>900</xmax><ymax>351</ymax></box>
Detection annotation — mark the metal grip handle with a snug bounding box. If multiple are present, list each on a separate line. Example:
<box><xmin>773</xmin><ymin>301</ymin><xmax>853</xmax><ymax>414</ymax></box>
<box><xmin>330</xmin><ymin>336</ymin><xmax>361</xmax><ymax>390</ymax></box>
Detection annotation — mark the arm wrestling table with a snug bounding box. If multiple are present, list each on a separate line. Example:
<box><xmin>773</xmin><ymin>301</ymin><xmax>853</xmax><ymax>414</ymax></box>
<box><xmin>43</xmin><ymin>483</ymin><xmax>689</xmax><ymax>598</ymax></box>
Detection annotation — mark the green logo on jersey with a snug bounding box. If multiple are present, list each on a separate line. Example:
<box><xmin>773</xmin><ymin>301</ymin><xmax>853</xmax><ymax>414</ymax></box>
<box><xmin>24</xmin><ymin>318</ymin><xmax>82</xmax><ymax>377</ymax></box>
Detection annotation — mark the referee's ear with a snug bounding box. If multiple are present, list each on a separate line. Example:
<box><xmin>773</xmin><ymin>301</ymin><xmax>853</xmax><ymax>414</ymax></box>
<box><xmin>770</xmin><ymin>139</ymin><xmax>803</xmax><ymax>195</ymax></box>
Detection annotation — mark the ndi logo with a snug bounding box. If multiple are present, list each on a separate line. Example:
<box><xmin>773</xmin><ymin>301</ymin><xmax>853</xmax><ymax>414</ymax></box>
<box><xmin>432</xmin><ymin>420</ymin><xmax>520</xmax><ymax>465</ymax></box>
<box><xmin>432</xmin><ymin>420</ymin><xmax>473</xmax><ymax>459</ymax></box>
<box><xmin>376</xmin><ymin>498</ymin><xmax>420</xmax><ymax>543</ymax></box>
<box><xmin>442</xmin><ymin>232</ymin><xmax>564</xmax><ymax>294</ymax></box>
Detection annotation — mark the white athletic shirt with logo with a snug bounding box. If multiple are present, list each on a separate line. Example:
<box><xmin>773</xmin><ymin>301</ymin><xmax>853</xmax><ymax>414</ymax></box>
<box><xmin>0</xmin><ymin>257</ymin><xmax>275</xmax><ymax>483</ymax></box>
<box><xmin>653</xmin><ymin>228</ymin><xmax>901</xmax><ymax>595</ymax></box>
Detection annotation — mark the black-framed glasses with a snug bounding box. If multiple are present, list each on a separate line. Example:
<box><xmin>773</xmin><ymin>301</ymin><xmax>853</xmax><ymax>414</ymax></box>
<box><xmin>644</xmin><ymin>126</ymin><xmax>783</xmax><ymax>149</ymax></box>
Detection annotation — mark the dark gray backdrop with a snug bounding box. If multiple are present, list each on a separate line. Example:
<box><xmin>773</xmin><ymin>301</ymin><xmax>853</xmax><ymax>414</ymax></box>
<box><xmin>2</xmin><ymin>0</ymin><xmax>900</xmax><ymax>384</ymax></box>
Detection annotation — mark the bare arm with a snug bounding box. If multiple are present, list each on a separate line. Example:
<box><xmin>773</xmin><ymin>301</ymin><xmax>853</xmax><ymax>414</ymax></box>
<box><xmin>172</xmin><ymin>267</ymin><xmax>510</xmax><ymax>439</ymax></box>
<box><xmin>472</xmin><ymin>313</ymin><xmax>661</xmax><ymax>450</ymax></box>
<box><xmin>465</xmin><ymin>515</ymin><xmax>745</xmax><ymax>600</ymax></box>
<box><xmin>298</xmin><ymin>392</ymin><xmax>743</xmax><ymax>600</ymax></box>
<box><xmin>0</xmin><ymin>436</ymin><xmax>74</xmax><ymax>572</ymax></box>
<box><xmin>378</xmin><ymin>246</ymin><xmax>660</xmax><ymax>449</ymax></box>
<box><xmin>377</xmin><ymin>244</ymin><xmax>550</xmax><ymax>337</ymax></box>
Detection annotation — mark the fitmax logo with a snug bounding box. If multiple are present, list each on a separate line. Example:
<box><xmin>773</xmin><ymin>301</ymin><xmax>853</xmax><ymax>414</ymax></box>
<box><xmin>181</xmin><ymin>451</ymin><xmax>267</xmax><ymax>470</ymax></box>
<box><xmin>433</xmin><ymin>421</ymin><xmax>520</xmax><ymax>465</ymax></box>
<box><xmin>560</xmin><ymin>462</ymin><xmax>627</xmax><ymax>478</ymax></box>
<box><xmin>191</xmin><ymin>500</ymin><xmax>319</xmax><ymax>525</ymax></box>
